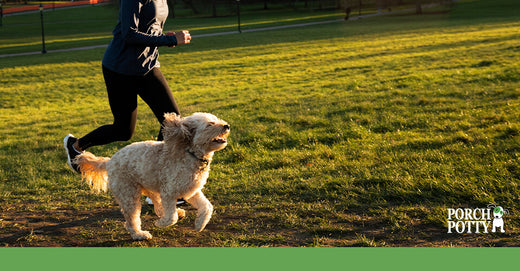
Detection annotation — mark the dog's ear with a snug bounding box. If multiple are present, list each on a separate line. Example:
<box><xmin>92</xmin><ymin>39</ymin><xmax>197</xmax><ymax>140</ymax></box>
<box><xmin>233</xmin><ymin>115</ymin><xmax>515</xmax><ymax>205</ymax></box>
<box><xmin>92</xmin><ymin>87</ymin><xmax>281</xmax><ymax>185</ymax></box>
<box><xmin>162</xmin><ymin>113</ymin><xmax>192</xmax><ymax>143</ymax></box>
<box><xmin>162</xmin><ymin>112</ymin><xmax>182</xmax><ymax>128</ymax></box>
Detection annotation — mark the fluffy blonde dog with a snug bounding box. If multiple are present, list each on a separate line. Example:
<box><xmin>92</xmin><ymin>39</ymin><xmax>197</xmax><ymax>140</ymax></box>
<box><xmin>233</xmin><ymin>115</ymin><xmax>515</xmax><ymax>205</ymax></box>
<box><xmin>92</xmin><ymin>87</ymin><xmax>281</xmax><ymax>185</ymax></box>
<box><xmin>74</xmin><ymin>112</ymin><xmax>230</xmax><ymax>240</ymax></box>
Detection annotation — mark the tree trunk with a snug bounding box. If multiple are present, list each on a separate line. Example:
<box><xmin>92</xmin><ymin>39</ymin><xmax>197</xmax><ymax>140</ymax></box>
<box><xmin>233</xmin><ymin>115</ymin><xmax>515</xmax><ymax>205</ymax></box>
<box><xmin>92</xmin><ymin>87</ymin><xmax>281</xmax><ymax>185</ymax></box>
<box><xmin>168</xmin><ymin>0</ymin><xmax>176</xmax><ymax>18</ymax></box>
<box><xmin>182</xmin><ymin>0</ymin><xmax>199</xmax><ymax>15</ymax></box>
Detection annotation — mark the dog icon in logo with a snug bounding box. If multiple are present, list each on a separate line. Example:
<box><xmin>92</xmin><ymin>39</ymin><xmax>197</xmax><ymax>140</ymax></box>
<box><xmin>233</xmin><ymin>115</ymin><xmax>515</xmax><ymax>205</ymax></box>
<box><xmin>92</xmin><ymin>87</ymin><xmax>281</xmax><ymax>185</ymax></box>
<box><xmin>489</xmin><ymin>205</ymin><xmax>508</xmax><ymax>233</ymax></box>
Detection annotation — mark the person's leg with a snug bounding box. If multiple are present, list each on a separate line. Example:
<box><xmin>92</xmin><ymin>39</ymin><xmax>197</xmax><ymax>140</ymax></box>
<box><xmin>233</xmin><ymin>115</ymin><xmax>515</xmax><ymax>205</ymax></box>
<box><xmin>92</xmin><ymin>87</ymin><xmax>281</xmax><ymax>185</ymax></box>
<box><xmin>65</xmin><ymin>67</ymin><xmax>139</xmax><ymax>173</ymax></box>
<box><xmin>137</xmin><ymin>67</ymin><xmax>180</xmax><ymax>141</ymax></box>
<box><xmin>77</xmin><ymin>67</ymin><xmax>139</xmax><ymax>150</ymax></box>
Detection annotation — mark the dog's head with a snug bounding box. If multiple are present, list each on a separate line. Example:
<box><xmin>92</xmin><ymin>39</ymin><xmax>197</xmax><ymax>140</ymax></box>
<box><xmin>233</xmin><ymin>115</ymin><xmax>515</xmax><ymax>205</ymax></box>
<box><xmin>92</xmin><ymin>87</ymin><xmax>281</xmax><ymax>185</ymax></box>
<box><xmin>493</xmin><ymin>206</ymin><xmax>505</xmax><ymax>219</ymax></box>
<box><xmin>162</xmin><ymin>112</ymin><xmax>230</xmax><ymax>154</ymax></box>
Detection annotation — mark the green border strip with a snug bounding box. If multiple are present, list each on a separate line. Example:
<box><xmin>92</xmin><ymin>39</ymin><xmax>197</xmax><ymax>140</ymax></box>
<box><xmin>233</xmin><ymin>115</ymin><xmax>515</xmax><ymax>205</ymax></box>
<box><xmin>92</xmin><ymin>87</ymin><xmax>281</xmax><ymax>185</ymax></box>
<box><xmin>1</xmin><ymin>247</ymin><xmax>518</xmax><ymax>270</ymax></box>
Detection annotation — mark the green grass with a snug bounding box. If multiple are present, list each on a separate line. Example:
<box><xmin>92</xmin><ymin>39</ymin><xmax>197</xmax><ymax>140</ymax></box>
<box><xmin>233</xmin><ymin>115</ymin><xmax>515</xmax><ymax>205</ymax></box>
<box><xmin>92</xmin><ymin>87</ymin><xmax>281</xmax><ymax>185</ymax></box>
<box><xmin>0</xmin><ymin>4</ymin><xmax>346</xmax><ymax>55</ymax></box>
<box><xmin>1</xmin><ymin>0</ymin><xmax>519</xmax><ymax>246</ymax></box>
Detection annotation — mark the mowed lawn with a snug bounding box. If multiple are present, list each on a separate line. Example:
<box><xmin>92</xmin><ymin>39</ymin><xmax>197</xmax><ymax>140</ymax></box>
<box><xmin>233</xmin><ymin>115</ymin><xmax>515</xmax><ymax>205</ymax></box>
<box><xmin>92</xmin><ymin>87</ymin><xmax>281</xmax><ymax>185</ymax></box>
<box><xmin>0</xmin><ymin>0</ymin><xmax>519</xmax><ymax>246</ymax></box>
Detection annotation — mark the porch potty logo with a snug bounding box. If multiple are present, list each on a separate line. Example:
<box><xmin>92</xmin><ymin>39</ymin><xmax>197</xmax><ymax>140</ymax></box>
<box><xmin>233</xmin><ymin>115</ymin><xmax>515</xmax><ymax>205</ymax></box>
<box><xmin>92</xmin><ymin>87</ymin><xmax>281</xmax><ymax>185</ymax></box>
<box><xmin>447</xmin><ymin>204</ymin><xmax>509</xmax><ymax>233</ymax></box>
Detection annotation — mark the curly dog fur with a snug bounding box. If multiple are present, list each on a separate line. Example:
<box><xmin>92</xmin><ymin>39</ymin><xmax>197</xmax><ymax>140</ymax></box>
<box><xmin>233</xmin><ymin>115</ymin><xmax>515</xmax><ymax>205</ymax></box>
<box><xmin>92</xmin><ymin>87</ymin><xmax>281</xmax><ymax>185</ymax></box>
<box><xmin>74</xmin><ymin>112</ymin><xmax>230</xmax><ymax>240</ymax></box>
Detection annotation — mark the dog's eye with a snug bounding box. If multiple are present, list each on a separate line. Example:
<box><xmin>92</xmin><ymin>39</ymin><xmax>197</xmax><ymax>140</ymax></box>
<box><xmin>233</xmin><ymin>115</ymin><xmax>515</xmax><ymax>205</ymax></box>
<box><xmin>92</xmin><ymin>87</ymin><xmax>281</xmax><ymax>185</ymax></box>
<box><xmin>207</xmin><ymin>122</ymin><xmax>215</xmax><ymax>127</ymax></box>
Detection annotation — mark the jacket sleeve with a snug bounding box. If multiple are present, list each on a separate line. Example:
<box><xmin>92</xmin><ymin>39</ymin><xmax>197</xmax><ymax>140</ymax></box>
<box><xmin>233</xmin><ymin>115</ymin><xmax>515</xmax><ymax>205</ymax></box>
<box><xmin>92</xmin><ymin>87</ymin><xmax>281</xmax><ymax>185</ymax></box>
<box><xmin>119</xmin><ymin>0</ymin><xmax>177</xmax><ymax>47</ymax></box>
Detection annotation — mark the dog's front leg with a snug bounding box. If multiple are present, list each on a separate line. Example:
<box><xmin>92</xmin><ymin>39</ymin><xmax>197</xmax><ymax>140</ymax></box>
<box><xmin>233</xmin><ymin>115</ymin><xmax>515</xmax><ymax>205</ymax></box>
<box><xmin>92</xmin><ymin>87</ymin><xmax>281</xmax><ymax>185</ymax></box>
<box><xmin>187</xmin><ymin>191</ymin><xmax>213</xmax><ymax>232</ymax></box>
<box><xmin>155</xmin><ymin>194</ymin><xmax>179</xmax><ymax>228</ymax></box>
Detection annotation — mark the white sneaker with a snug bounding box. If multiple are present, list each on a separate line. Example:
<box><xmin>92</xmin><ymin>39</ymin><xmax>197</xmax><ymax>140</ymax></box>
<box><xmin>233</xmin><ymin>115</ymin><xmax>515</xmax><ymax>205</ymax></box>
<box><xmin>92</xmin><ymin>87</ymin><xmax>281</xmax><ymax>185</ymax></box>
<box><xmin>145</xmin><ymin>197</ymin><xmax>185</xmax><ymax>205</ymax></box>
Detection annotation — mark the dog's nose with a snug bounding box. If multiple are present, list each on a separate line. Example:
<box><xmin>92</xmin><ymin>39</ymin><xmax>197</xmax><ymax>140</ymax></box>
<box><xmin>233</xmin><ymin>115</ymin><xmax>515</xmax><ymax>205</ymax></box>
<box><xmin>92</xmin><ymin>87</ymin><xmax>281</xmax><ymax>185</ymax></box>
<box><xmin>224</xmin><ymin>124</ymin><xmax>230</xmax><ymax>130</ymax></box>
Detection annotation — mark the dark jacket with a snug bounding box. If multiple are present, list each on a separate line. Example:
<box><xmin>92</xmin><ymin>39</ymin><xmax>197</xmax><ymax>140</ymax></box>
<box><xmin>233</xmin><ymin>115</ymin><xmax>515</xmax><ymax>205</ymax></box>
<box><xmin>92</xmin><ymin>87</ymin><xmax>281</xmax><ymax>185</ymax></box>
<box><xmin>102</xmin><ymin>0</ymin><xmax>177</xmax><ymax>75</ymax></box>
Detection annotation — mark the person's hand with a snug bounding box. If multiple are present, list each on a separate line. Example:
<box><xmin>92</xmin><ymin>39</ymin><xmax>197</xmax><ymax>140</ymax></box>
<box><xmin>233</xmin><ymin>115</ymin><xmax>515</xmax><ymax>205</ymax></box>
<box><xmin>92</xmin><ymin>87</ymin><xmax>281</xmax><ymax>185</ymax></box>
<box><xmin>166</xmin><ymin>31</ymin><xmax>191</xmax><ymax>47</ymax></box>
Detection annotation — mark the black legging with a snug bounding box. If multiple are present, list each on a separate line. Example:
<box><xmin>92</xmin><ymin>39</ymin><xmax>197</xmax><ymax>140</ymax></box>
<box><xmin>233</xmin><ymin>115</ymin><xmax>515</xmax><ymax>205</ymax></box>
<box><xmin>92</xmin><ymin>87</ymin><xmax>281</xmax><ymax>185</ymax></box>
<box><xmin>77</xmin><ymin>66</ymin><xmax>180</xmax><ymax>150</ymax></box>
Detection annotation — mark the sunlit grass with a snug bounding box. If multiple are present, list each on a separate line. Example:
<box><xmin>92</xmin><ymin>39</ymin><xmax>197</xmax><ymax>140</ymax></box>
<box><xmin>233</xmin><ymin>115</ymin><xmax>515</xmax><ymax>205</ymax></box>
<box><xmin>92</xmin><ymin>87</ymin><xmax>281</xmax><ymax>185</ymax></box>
<box><xmin>1</xmin><ymin>0</ymin><xmax>519</xmax><ymax>246</ymax></box>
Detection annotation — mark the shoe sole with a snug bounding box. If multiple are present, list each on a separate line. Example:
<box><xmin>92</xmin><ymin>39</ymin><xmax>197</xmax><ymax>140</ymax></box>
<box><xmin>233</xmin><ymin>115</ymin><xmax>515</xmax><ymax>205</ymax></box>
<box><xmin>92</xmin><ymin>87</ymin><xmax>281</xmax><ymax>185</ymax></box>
<box><xmin>63</xmin><ymin>134</ymin><xmax>77</xmax><ymax>172</ymax></box>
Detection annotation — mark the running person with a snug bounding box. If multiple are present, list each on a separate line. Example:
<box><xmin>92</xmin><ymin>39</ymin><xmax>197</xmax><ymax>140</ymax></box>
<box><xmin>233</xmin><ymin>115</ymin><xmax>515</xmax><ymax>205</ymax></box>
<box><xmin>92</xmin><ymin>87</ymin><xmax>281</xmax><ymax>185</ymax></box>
<box><xmin>64</xmin><ymin>0</ymin><xmax>190</xmax><ymax>174</ymax></box>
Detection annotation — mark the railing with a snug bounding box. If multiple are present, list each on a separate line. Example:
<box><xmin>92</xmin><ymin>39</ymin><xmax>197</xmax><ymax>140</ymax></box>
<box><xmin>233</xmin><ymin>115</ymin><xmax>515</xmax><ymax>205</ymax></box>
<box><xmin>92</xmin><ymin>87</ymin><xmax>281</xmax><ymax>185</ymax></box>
<box><xmin>3</xmin><ymin>0</ymin><xmax>111</xmax><ymax>14</ymax></box>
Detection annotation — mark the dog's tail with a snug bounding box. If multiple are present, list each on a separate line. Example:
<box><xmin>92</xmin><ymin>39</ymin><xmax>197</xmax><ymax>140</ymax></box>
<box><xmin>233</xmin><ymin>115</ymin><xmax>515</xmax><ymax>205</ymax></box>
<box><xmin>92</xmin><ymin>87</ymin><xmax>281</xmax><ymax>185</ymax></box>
<box><xmin>74</xmin><ymin>152</ymin><xmax>110</xmax><ymax>193</ymax></box>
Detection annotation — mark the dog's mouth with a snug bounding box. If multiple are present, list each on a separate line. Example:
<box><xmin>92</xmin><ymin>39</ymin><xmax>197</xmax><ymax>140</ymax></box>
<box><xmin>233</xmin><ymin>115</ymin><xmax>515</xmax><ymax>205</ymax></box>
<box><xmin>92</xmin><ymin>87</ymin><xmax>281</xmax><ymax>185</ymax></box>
<box><xmin>212</xmin><ymin>136</ymin><xmax>227</xmax><ymax>144</ymax></box>
<box><xmin>210</xmin><ymin>124</ymin><xmax>230</xmax><ymax>145</ymax></box>
<box><xmin>212</xmin><ymin>133</ymin><xmax>229</xmax><ymax>144</ymax></box>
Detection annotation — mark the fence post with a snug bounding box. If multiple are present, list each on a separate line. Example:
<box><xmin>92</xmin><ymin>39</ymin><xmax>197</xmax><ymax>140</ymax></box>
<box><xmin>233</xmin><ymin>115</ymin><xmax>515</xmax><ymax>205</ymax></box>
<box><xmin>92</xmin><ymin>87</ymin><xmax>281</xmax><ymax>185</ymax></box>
<box><xmin>40</xmin><ymin>4</ymin><xmax>47</xmax><ymax>54</ymax></box>
<box><xmin>236</xmin><ymin>0</ymin><xmax>241</xmax><ymax>33</ymax></box>
<box><xmin>416</xmin><ymin>0</ymin><xmax>422</xmax><ymax>14</ymax></box>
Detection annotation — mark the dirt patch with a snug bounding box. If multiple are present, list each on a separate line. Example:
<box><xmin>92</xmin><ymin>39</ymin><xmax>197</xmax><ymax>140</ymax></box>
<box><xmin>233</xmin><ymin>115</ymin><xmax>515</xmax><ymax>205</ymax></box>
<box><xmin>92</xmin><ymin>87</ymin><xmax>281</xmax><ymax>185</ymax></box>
<box><xmin>1</xmin><ymin>203</ymin><xmax>518</xmax><ymax>247</ymax></box>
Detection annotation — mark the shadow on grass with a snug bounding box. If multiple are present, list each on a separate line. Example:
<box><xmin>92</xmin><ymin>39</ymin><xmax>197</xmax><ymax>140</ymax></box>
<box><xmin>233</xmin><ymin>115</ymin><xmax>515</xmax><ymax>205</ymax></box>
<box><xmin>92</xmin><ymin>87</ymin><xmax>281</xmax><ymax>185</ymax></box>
<box><xmin>0</xmin><ymin>208</ymin><xmax>130</xmax><ymax>247</ymax></box>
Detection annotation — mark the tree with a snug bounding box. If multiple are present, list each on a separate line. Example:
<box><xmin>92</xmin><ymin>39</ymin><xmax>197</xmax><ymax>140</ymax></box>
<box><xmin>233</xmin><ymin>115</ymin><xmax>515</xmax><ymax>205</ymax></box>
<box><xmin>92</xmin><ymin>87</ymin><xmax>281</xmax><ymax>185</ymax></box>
<box><xmin>182</xmin><ymin>0</ymin><xmax>200</xmax><ymax>15</ymax></box>
<box><xmin>416</xmin><ymin>0</ymin><xmax>422</xmax><ymax>15</ymax></box>
<box><xmin>167</xmin><ymin>0</ymin><xmax>176</xmax><ymax>18</ymax></box>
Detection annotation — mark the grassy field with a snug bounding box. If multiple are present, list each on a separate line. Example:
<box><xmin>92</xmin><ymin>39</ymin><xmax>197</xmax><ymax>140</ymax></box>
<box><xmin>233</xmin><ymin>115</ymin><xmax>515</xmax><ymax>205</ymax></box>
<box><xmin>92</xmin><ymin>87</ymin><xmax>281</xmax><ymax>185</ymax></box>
<box><xmin>0</xmin><ymin>0</ymin><xmax>519</xmax><ymax>246</ymax></box>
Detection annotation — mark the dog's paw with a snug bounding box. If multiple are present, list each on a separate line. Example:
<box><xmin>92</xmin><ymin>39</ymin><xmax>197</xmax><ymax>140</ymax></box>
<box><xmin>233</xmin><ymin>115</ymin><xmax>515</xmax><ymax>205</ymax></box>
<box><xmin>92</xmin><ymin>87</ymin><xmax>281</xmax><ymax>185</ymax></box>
<box><xmin>132</xmin><ymin>231</ymin><xmax>153</xmax><ymax>240</ymax></box>
<box><xmin>194</xmin><ymin>204</ymin><xmax>213</xmax><ymax>232</ymax></box>
<box><xmin>194</xmin><ymin>217</ymin><xmax>209</xmax><ymax>232</ymax></box>
<box><xmin>155</xmin><ymin>218</ymin><xmax>175</xmax><ymax>228</ymax></box>
<box><xmin>177</xmin><ymin>208</ymin><xmax>186</xmax><ymax>220</ymax></box>
<box><xmin>194</xmin><ymin>224</ymin><xmax>205</xmax><ymax>232</ymax></box>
